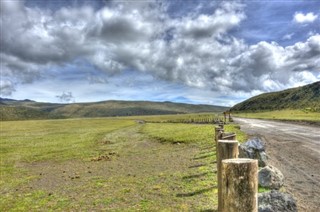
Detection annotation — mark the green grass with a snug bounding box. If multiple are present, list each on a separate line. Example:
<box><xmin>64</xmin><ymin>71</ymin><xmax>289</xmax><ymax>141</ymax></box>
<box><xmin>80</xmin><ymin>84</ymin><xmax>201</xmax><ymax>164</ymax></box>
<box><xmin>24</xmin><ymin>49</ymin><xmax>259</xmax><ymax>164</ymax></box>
<box><xmin>0</xmin><ymin>114</ymin><xmax>247</xmax><ymax>211</ymax></box>
<box><xmin>230</xmin><ymin>81</ymin><xmax>320</xmax><ymax>112</ymax></box>
<box><xmin>0</xmin><ymin>118</ymin><xmax>135</xmax><ymax>185</ymax></box>
<box><xmin>142</xmin><ymin>123</ymin><xmax>247</xmax><ymax>144</ymax></box>
<box><xmin>134</xmin><ymin>112</ymin><xmax>224</xmax><ymax>123</ymax></box>
<box><xmin>139</xmin><ymin>122</ymin><xmax>246</xmax><ymax>210</ymax></box>
<box><xmin>1</xmin><ymin>118</ymin><xmax>135</xmax><ymax>211</ymax></box>
<box><xmin>0</xmin><ymin>118</ymin><xmax>135</xmax><ymax>163</ymax></box>
<box><xmin>233</xmin><ymin>109</ymin><xmax>320</xmax><ymax>122</ymax></box>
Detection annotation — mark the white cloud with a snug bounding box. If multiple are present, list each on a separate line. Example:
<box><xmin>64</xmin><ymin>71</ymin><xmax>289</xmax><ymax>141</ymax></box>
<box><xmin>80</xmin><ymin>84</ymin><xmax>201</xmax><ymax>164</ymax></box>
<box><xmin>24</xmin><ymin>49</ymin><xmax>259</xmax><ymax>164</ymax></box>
<box><xmin>173</xmin><ymin>2</ymin><xmax>245</xmax><ymax>39</ymax></box>
<box><xmin>228</xmin><ymin>35</ymin><xmax>320</xmax><ymax>91</ymax></box>
<box><xmin>293</xmin><ymin>12</ymin><xmax>318</xmax><ymax>23</ymax></box>
<box><xmin>282</xmin><ymin>33</ymin><xmax>294</xmax><ymax>40</ymax></box>
<box><xmin>0</xmin><ymin>0</ymin><xmax>319</xmax><ymax>101</ymax></box>
<box><xmin>289</xmin><ymin>71</ymin><xmax>319</xmax><ymax>87</ymax></box>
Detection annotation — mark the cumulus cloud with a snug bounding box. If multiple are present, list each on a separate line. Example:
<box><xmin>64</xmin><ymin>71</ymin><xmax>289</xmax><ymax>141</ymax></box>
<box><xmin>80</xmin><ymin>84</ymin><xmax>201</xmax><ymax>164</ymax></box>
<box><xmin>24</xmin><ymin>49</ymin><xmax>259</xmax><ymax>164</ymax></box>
<box><xmin>293</xmin><ymin>12</ymin><xmax>318</xmax><ymax>23</ymax></box>
<box><xmin>0</xmin><ymin>0</ymin><xmax>319</xmax><ymax>99</ymax></box>
<box><xmin>172</xmin><ymin>2</ymin><xmax>245</xmax><ymax>39</ymax></box>
<box><xmin>228</xmin><ymin>35</ymin><xmax>320</xmax><ymax>91</ymax></box>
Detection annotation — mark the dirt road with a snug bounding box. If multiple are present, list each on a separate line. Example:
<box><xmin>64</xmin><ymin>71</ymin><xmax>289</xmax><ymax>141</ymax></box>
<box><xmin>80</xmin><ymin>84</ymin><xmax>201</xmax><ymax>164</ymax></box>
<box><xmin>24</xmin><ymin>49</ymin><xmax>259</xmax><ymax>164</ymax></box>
<box><xmin>234</xmin><ymin>118</ymin><xmax>320</xmax><ymax>211</ymax></box>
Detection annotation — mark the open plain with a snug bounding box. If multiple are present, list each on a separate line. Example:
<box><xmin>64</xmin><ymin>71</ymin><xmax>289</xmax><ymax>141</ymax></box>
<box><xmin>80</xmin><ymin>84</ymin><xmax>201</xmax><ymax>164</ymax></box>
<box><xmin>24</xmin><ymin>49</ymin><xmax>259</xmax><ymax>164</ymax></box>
<box><xmin>0</xmin><ymin>115</ymin><xmax>245</xmax><ymax>211</ymax></box>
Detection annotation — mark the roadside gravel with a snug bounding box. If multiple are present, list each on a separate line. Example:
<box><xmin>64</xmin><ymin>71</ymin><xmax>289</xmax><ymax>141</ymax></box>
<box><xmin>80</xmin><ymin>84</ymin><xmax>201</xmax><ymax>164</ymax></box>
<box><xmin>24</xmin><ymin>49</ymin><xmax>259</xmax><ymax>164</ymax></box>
<box><xmin>235</xmin><ymin>118</ymin><xmax>320</xmax><ymax>212</ymax></box>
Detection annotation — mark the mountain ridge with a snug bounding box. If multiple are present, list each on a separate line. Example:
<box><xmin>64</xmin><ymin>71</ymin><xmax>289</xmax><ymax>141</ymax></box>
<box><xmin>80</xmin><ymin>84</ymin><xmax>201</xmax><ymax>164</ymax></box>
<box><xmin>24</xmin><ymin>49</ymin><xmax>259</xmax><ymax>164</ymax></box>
<box><xmin>230</xmin><ymin>81</ymin><xmax>320</xmax><ymax>112</ymax></box>
<box><xmin>0</xmin><ymin>99</ymin><xmax>229</xmax><ymax>121</ymax></box>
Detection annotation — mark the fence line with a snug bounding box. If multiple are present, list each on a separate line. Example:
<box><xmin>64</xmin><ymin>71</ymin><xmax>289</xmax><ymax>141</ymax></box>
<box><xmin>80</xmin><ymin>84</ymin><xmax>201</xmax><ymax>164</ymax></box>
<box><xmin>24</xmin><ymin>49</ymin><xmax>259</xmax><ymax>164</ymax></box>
<box><xmin>215</xmin><ymin>123</ymin><xmax>258</xmax><ymax>212</ymax></box>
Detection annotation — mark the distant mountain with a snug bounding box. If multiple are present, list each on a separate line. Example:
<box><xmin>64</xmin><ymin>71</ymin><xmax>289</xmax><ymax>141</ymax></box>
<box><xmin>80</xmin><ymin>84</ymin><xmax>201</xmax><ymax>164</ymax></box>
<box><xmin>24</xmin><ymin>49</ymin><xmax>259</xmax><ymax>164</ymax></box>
<box><xmin>0</xmin><ymin>99</ymin><xmax>228</xmax><ymax>121</ymax></box>
<box><xmin>0</xmin><ymin>97</ymin><xmax>18</xmax><ymax>102</ymax></box>
<box><xmin>231</xmin><ymin>81</ymin><xmax>320</xmax><ymax>112</ymax></box>
<box><xmin>0</xmin><ymin>97</ymin><xmax>36</xmax><ymax>104</ymax></box>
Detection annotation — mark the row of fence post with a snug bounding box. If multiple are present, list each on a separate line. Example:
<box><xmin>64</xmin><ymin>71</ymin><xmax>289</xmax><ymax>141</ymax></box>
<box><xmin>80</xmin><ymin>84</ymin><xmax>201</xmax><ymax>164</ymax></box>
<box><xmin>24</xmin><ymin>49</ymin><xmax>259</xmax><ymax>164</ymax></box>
<box><xmin>214</xmin><ymin>125</ymin><xmax>258</xmax><ymax>212</ymax></box>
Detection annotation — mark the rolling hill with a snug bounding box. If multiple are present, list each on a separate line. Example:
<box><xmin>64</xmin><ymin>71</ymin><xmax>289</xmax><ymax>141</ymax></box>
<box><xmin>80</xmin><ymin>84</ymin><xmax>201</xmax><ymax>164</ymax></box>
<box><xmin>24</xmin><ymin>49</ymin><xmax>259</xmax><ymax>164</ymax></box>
<box><xmin>230</xmin><ymin>81</ymin><xmax>320</xmax><ymax>112</ymax></box>
<box><xmin>0</xmin><ymin>99</ymin><xmax>228</xmax><ymax>121</ymax></box>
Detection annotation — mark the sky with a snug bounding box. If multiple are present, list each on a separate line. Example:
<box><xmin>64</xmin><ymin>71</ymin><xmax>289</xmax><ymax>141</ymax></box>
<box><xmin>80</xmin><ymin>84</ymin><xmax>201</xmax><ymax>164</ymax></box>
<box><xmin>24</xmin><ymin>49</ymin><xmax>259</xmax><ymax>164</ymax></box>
<box><xmin>0</xmin><ymin>0</ymin><xmax>319</xmax><ymax>106</ymax></box>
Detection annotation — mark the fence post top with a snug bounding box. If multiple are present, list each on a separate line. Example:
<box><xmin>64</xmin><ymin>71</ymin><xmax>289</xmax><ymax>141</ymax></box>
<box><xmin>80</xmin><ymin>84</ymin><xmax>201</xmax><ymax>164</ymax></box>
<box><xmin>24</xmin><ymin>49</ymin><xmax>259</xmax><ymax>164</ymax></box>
<box><xmin>217</xmin><ymin>140</ymin><xmax>239</xmax><ymax>143</ymax></box>
<box><xmin>222</xmin><ymin>158</ymin><xmax>258</xmax><ymax>164</ymax></box>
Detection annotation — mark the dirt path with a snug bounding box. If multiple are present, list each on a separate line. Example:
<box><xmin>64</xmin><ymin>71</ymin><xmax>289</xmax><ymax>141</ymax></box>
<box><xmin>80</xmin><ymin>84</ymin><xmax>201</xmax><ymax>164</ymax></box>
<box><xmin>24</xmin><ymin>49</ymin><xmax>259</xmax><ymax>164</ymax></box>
<box><xmin>234</xmin><ymin>118</ymin><xmax>320</xmax><ymax>212</ymax></box>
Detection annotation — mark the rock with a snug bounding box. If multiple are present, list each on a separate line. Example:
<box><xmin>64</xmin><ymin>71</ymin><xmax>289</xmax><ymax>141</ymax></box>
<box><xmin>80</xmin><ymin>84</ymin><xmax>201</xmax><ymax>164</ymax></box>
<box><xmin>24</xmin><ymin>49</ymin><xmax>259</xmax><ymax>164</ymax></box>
<box><xmin>239</xmin><ymin>137</ymin><xmax>268</xmax><ymax>167</ymax></box>
<box><xmin>136</xmin><ymin>120</ymin><xmax>145</xmax><ymax>124</ymax></box>
<box><xmin>258</xmin><ymin>190</ymin><xmax>297</xmax><ymax>212</ymax></box>
<box><xmin>258</xmin><ymin>165</ymin><xmax>284</xmax><ymax>190</ymax></box>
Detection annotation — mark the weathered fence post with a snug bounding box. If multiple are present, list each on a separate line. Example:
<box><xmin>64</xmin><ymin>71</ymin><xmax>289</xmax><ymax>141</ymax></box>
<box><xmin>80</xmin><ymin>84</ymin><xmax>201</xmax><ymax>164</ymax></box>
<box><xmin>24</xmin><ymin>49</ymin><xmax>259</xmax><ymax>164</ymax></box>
<box><xmin>228</xmin><ymin>112</ymin><xmax>232</xmax><ymax>122</ymax></box>
<box><xmin>217</xmin><ymin>140</ymin><xmax>239</xmax><ymax>212</ymax></box>
<box><xmin>214</xmin><ymin>127</ymin><xmax>224</xmax><ymax>145</ymax></box>
<box><xmin>220</xmin><ymin>158</ymin><xmax>258</xmax><ymax>212</ymax></box>
<box><xmin>221</xmin><ymin>132</ymin><xmax>236</xmax><ymax>140</ymax></box>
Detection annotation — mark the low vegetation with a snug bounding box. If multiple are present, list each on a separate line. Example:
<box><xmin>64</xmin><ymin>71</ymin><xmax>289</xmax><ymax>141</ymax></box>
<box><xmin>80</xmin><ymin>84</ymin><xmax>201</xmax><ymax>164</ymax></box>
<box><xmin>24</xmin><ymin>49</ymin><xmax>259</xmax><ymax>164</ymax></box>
<box><xmin>0</xmin><ymin>114</ymin><xmax>244</xmax><ymax>211</ymax></box>
<box><xmin>130</xmin><ymin>112</ymin><xmax>225</xmax><ymax>124</ymax></box>
<box><xmin>231</xmin><ymin>81</ymin><xmax>320</xmax><ymax>112</ymax></box>
<box><xmin>233</xmin><ymin>109</ymin><xmax>320</xmax><ymax>123</ymax></box>
<box><xmin>142</xmin><ymin>122</ymin><xmax>247</xmax><ymax>144</ymax></box>
<box><xmin>230</xmin><ymin>81</ymin><xmax>320</xmax><ymax>123</ymax></box>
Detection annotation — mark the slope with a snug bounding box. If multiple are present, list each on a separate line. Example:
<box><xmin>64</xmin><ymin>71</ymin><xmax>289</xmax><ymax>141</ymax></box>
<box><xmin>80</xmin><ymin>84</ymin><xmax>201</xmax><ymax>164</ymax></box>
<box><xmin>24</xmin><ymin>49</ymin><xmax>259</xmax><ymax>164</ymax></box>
<box><xmin>0</xmin><ymin>99</ymin><xmax>228</xmax><ymax>121</ymax></box>
<box><xmin>230</xmin><ymin>81</ymin><xmax>320</xmax><ymax>112</ymax></box>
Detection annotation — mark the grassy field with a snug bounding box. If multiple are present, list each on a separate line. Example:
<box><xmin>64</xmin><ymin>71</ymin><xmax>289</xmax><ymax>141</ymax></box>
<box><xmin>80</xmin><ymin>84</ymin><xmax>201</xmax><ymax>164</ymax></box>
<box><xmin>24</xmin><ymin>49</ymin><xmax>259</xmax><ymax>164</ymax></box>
<box><xmin>134</xmin><ymin>113</ymin><xmax>224</xmax><ymax>124</ymax></box>
<box><xmin>142</xmin><ymin>123</ymin><xmax>247</xmax><ymax>144</ymax></box>
<box><xmin>233</xmin><ymin>109</ymin><xmax>320</xmax><ymax>123</ymax></box>
<box><xmin>1</xmin><ymin>115</ymin><xmax>244</xmax><ymax>211</ymax></box>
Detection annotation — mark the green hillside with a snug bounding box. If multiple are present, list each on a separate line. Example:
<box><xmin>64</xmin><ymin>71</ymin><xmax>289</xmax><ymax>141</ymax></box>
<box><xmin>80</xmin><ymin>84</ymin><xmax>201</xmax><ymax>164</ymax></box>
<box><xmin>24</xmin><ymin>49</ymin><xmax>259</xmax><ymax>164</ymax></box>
<box><xmin>231</xmin><ymin>81</ymin><xmax>320</xmax><ymax>112</ymax></box>
<box><xmin>0</xmin><ymin>99</ymin><xmax>228</xmax><ymax>121</ymax></box>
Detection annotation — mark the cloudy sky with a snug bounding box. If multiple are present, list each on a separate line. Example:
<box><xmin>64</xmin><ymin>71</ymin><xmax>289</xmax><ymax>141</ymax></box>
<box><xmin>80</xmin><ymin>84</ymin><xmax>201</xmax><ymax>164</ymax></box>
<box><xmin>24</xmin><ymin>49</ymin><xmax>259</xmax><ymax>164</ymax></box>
<box><xmin>1</xmin><ymin>0</ymin><xmax>319</xmax><ymax>106</ymax></box>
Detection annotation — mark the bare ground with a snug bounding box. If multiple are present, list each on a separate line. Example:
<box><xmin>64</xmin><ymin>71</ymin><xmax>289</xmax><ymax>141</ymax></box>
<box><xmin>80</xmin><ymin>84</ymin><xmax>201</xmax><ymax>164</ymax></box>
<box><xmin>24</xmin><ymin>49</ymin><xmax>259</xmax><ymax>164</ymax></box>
<box><xmin>6</xmin><ymin>125</ymin><xmax>217</xmax><ymax>211</ymax></box>
<box><xmin>234</xmin><ymin>118</ymin><xmax>320</xmax><ymax>212</ymax></box>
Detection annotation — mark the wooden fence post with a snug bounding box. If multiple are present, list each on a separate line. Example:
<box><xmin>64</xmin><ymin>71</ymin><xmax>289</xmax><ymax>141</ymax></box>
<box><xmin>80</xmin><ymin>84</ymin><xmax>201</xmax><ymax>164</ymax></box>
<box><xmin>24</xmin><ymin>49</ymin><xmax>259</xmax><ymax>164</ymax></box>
<box><xmin>214</xmin><ymin>127</ymin><xmax>224</xmax><ymax>145</ymax></box>
<box><xmin>221</xmin><ymin>132</ymin><xmax>236</xmax><ymax>140</ymax></box>
<box><xmin>228</xmin><ymin>112</ymin><xmax>232</xmax><ymax>122</ymax></box>
<box><xmin>217</xmin><ymin>140</ymin><xmax>239</xmax><ymax>212</ymax></box>
<box><xmin>220</xmin><ymin>158</ymin><xmax>258</xmax><ymax>212</ymax></box>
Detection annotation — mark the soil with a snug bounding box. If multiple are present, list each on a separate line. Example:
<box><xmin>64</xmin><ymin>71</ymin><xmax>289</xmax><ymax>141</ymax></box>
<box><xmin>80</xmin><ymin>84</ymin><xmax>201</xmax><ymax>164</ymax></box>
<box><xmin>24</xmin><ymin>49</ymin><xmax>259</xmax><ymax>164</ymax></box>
<box><xmin>235</xmin><ymin>118</ymin><xmax>320</xmax><ymax>212</ymax></box>
<box><xmin>11</xmin><ymin>125</ymin><xmax>217</xmax><ymax>211</ymax></box>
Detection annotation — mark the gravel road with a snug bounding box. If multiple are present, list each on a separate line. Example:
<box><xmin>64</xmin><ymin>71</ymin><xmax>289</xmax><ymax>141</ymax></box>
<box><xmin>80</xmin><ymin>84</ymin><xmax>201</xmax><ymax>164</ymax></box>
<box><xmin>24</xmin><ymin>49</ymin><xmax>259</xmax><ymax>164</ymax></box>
<box><xmin>234</xmin><ymin>118</ymin><xmax>320</xmax><ymax>212</ymax></box>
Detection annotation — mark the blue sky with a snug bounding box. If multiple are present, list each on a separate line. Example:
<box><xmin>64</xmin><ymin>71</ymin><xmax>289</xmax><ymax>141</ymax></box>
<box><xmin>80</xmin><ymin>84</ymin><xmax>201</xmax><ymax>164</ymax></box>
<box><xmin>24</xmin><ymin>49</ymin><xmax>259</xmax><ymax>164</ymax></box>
<box><xmin>1</xmin><ymin>0</ymin><xmax>319</xmax><ymax>106</ymax></box>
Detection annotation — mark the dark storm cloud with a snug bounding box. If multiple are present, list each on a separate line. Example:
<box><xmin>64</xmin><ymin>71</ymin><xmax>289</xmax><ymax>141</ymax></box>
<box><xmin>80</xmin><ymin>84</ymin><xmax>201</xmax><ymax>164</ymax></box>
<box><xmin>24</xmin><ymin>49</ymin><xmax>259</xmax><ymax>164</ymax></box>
<box><xmin>0</xmin><ymin>0</ymin><xmax>319</xmax><ymax>97</ymax></box>
<box><xmin>0</xmin><ymin>80</ymin><xmax>16</xmax><ymax>96</ymax></box>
